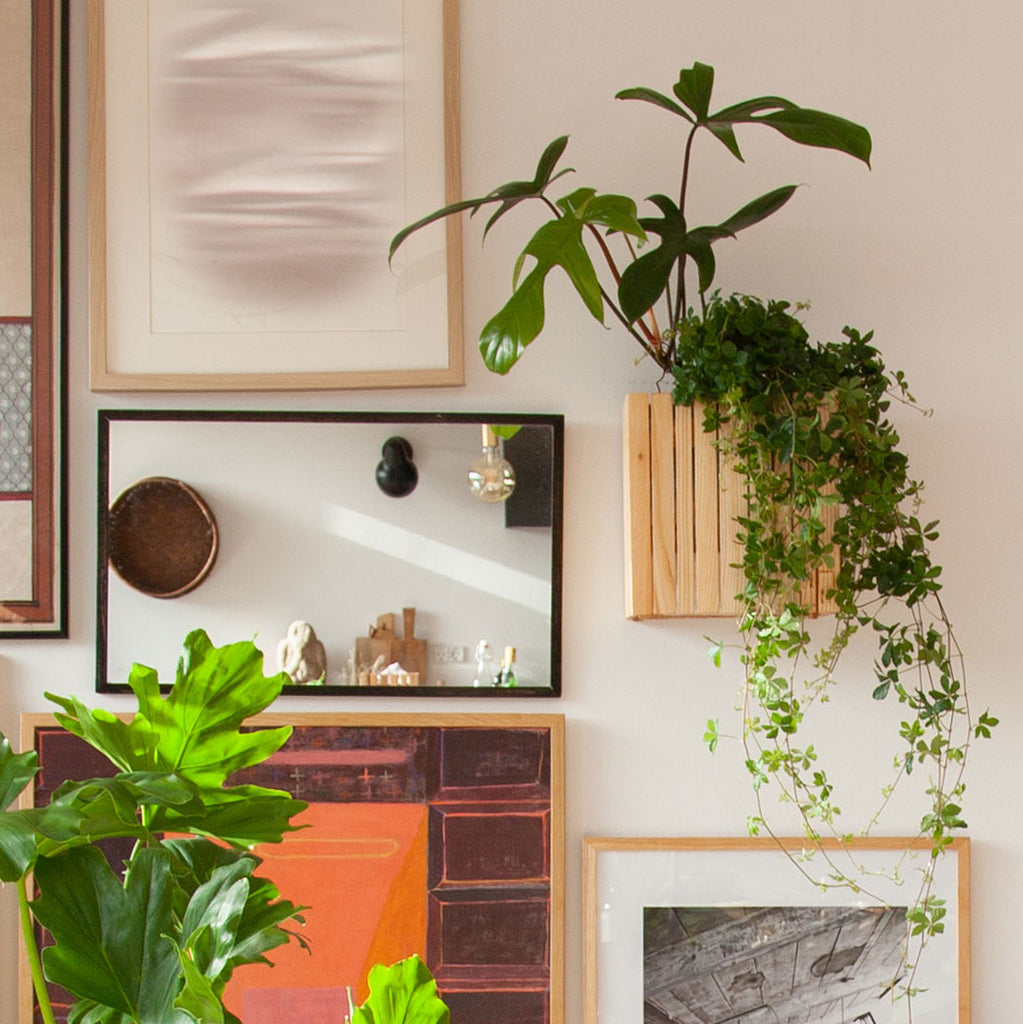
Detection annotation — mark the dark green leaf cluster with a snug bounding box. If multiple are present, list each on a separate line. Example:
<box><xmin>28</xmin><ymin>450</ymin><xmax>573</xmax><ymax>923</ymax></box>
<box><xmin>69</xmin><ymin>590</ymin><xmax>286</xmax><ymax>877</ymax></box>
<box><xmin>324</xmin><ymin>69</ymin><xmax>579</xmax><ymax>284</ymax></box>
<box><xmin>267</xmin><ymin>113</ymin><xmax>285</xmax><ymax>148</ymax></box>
<box><xmin>0</xmin><ymin>629</ymin><xmax>308</xmax><ymax>1024</ymax></box>
<box><xmin>680</xmin><ymin>293</ymin><xmax>993</xmax><ymax>864</ymax></box>
<box><xmin>390</xmin><ymin>62</ymin><xmax>870</xmax><ymax>376</ymax></box>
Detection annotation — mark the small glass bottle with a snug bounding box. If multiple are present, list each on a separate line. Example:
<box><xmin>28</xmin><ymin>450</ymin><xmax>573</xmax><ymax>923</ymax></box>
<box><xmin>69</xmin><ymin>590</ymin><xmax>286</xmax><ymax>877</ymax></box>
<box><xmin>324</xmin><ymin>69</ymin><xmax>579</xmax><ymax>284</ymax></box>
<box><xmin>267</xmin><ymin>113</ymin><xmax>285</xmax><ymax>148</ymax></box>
<box><xmin>497</xmin><ymin>645</ymin><xmax>517</xmax><ymax>687</ymax></box>
<box><xmin>473</xmin><ymin>640</ymin><xmax>495</xmax><ymax>687</ymax></box>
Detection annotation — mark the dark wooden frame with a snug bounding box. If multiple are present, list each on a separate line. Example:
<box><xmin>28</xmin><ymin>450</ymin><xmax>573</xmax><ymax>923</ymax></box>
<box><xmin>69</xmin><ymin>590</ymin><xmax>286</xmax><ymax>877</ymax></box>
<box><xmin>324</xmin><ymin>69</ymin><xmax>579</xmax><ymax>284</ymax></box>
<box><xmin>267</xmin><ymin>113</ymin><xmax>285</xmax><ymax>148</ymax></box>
<box><xmin>0</xmin><ymin>0</ymin><xmax>68</xmax><ymax>636</ymax></box>
<box><xmin>95</xmin><ymin>410</ymin><xmax>564</xmax><ymax>696</ymax></box>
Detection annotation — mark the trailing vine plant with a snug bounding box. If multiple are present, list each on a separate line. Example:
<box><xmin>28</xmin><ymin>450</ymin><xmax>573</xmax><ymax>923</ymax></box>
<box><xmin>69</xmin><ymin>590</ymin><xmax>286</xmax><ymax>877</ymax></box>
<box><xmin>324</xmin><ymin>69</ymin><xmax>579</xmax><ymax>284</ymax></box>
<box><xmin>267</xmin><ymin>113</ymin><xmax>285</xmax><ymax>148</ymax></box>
<box><xmin>677</xmin><ymin>293</ymin><xmax>997</xmax><ymax>1004</ymax></box>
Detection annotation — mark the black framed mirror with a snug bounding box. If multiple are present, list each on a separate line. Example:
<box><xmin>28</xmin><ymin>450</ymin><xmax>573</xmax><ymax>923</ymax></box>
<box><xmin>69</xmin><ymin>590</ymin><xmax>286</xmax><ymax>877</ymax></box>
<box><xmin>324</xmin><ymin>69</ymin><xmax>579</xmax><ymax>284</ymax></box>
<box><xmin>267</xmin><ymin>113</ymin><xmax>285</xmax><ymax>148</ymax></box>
<box><xmin>97</xmin><ymin>410</ymin><xmax>563</xmax><ymax>696</ymax></box>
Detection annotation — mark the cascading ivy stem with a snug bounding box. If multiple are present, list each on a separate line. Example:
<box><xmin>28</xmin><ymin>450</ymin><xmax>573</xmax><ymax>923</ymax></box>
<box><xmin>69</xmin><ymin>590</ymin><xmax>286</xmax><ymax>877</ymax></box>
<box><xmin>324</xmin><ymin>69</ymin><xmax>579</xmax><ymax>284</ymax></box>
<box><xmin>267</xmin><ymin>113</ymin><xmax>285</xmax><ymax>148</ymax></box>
<box><xmin>678</xmin><ymin>292</ymin><xmax>996</xmax><ymax>1015</ymax></box>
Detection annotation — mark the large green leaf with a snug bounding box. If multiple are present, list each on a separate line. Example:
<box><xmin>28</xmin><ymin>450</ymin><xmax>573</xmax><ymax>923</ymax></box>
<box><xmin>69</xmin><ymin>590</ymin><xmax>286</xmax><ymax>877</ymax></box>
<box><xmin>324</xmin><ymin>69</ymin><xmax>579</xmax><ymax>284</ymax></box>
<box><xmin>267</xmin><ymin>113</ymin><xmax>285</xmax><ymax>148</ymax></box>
<box><xmin>33</xmin><ymin>846</ymin><xmax>187</xmax><ymax>1024</ymax></box>
<box><xmin>351</xmin><ymin>955</ymin><xmax>450</xmax><ymax>1024</ymax></box>
<box><xmin>46</xmin><ymin>631</ymin><xmax>301</xmax><ymax>848</ymax></box>
<box><xmin>47</xmin><ymin>630</ymin><xmax>290</xmax><ymax>784</ymax></box>
<box><xmin>617</xmin><ymin>194</ymin><xmax>688</xmax><ymax>322</ymax></box>
<box><xmin>480</xmin><ymin>188</ymin><xmax>643</xmax><ymax>373</ymax></box>
<box><xmin>705</xmin><ymin>94</ymin><xmax>871</xmax><ymax>165</ymax></box>
<box><xmin>0</xmin><ymin>735</ymin><xmax>39</xmax><ymax>881</ymax></box>
<box><xmin>0</xmin><ymin>733</ymin><xmax>36</xmax><ymax>810</ymax></box>
<box><xmin>152</xmin><ymin>786</ymin><xmax>307</xmax><ymax>847</ymax></box>
<box><xmin>162</xmin><ymin>838</ymin><xmax>308</xmax><ymax>969</ymax></box>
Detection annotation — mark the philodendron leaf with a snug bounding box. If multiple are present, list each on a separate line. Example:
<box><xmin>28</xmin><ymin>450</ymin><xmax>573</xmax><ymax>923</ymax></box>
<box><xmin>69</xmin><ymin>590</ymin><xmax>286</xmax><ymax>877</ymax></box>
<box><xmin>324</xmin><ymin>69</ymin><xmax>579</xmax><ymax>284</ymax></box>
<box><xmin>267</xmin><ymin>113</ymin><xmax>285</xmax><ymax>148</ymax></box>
<box><xmin>615</xmin><ymin>85</ymin><xmax>692</xmax><ymax>121</ymax></box>
<box><xmin>480</xmin><ymin>188</ymin><xmax>643</xmax><ymax>373</ymax></box>
<box><xmin>0</xmin><ymin>733</ymin><xmax>37</xmax><ymax>810</ymax></box>
<box><xmin>351</xmin><ymin>955</ymin><xmax>450</xmax><ymax>1024</ymax></box>
<box><xmin>617</xmin><ymin>194</ymin><xmax>687</xmax><ymax>322</ymax></box>
<box><xmin>172</xmin><ymin>946</ymin><xmax>224</xmax><ymax>1024</ymax></box>
<box><xmin>706</xmin><ymin>94</ymin><xmax>872</xmax><ymax>165</ymax></box>
<box><xmin>673</xmin><ymin>61</ymin><xmax>715</xmax><ymax>120</ymax></box>
<box><xmin>33</xmin><ymin>846</ymin><xmax>186</xmax><ymax>1024</ymax></box>
<box><xmin>153</xmin><ymin>787</ymin><xmax>307</xmax><ymax>847</ymax></box>
<box><xmin>46</xmin><ymin>631</ymin><xmax>299</xmax><ymax>845</ymax></box>
<box><xmin>388</xmin><ymin>135</ymin><xmax>574</xmax><ymax>260</ymax></box>
<box><xmin>0</xmin><ymin>734</ymin><xmax>39</xmax><ymax>881</ymax></box>
<box><xmin>162</xmin><ymin>837</ymin><xmax>308</xmax><ymax>969</ymax></box>
<box><xmin>683</xmin><ymin>185</ymin><xmax>800</xmax><ymax>294</ymax></box>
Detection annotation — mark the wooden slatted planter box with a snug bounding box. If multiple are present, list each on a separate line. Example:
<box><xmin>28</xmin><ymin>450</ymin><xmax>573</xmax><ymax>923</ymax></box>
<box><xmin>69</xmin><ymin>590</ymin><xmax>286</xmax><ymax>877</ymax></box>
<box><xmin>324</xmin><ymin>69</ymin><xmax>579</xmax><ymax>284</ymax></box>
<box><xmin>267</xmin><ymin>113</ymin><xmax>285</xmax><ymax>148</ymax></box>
<box><xmin>623</xmin><ymin>392</ymin><xmax>839</xmax><ymax>620</ymax></box>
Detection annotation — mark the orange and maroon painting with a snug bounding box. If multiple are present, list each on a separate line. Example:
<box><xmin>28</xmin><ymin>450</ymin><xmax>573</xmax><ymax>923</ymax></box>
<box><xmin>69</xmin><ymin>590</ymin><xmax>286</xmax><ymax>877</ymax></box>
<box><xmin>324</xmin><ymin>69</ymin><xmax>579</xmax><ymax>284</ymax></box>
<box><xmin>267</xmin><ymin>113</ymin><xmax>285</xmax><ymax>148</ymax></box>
<box><xmin>28</xmin><ymin>715</ymin><xmax>563</xmax><ymax>1024</ymax></box>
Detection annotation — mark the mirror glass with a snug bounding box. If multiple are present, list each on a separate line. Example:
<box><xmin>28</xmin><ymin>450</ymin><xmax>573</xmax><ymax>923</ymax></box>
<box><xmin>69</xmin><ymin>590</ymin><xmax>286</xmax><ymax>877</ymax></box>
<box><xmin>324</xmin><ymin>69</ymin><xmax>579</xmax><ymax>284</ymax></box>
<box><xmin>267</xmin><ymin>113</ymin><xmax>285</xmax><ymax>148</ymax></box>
<box><xmin>97</xmin><ymin>411</ymin><xmax>563</xmax><ymax>696</ymax></box>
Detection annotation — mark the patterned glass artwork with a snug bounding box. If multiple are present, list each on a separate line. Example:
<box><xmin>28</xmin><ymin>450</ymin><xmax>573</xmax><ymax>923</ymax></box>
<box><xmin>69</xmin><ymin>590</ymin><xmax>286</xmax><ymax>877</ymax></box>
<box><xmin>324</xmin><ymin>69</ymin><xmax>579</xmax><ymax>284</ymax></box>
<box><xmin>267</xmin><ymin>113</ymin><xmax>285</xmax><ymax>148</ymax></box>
<box><xmin>0</xmin><ymin>320</ymin><xmax>33</xmax><ymax>494</ymax></box>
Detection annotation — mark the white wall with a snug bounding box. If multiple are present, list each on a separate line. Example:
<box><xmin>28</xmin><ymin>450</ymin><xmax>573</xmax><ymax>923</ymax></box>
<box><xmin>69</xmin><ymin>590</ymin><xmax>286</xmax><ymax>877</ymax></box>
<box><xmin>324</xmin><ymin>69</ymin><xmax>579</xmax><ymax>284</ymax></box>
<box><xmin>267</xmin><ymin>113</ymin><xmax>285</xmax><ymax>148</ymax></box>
<box><xmin>2</xmin><ymin>2</ymin><xmax>1021</xmax><ymax>1020</ymax></box>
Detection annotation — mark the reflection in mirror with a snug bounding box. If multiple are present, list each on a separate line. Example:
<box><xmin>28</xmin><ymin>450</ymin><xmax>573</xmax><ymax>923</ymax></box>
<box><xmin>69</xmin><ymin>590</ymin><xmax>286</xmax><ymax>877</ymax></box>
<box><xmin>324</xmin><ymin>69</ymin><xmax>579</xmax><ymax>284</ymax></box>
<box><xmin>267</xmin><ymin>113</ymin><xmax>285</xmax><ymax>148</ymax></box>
<box><xmin>97</xmin><ymin>411</ymin><xmax>563</xmax><ymax>696</ymax></box>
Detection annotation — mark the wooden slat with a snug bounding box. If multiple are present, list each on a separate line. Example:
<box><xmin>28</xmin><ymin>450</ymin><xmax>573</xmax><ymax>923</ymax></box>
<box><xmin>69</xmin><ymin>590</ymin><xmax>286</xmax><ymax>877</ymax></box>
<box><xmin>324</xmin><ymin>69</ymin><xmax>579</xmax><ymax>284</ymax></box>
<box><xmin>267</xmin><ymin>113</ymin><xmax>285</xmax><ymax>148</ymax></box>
<box><xmin>718</xmin><ymin>435</ymin><xmax>746</xmax><ymax>616</ymax></box>
<box><xmin>623</xmin><ymin>393</ymin><xmax>653</xmax><ymax>619</ymax></box>
<box><xmin>692</xmin><ymin>401</ymin><xmax>721</xmax><ymax>615</ymax></box>
<box><xmin>675</xmin><ymin>402</ymin><xmax>696</xmax><ymax>615</ymax></box>
<box><xmin>650</xmin><ymin>394</ymin><xmax>677</xmax><ymax>616</ymax></box>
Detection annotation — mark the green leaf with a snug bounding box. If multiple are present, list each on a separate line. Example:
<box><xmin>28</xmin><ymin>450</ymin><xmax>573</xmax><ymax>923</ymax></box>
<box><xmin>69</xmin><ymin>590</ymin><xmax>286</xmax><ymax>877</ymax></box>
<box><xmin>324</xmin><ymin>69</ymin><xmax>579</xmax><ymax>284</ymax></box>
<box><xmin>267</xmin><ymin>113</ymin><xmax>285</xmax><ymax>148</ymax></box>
<box><xmin>389</xmin><ymin>136</ymin><xmax>574</xmax><ymax>260</ymax></box>
<box><xmin>673</xmin><ymin>62</ymin><xmax>715</xmax><ymax>120</ymax></box>
<box><xmin>713</xmin><ymin>185</ymin><xmax>799</xmax><ymax>236</ymax></box>
<box><xmin>154</xmin><ymin>788</ymin><xmax>307</xmax><ymax>848</ymax></box>
<box><xmin>162</xmin><ymin>838</ymin><xmax>308</xmax><ymax>969</ymax></box>
<box><xmin>49</xmin><ymin>629</ymin><xmax>294</xmax><ymax>799</ymax></box>
<box><xmin>756</xmin><ymin>107</ymin><xmax>872</xmax><ymax>166</ymax></box>
<box><xmin>351</xmin><ymin>955</ymin><xmax>450</xmax><ymax>1024</ymax></box>
<box><xmin>479</xmin><ymin>188</ymin><xmax>643</xmax><ymax>373</ymax></box>
<box><xmin>0</xmin><ymin>735</ymin><xmax>40</xmax><ymax>881</ymax></box>
<box><xmin>172</xmin><ymin>945</ymin><xmax>225</xmax><ymax>1024</ymax></box>
<box><xmin>0</xmin><ymin>733</ymin><xmax>37</xmax><ymax>810</ymax></box>
<box><xmin>618</xmin><ymin>194</ymin><xmax>687</xmax><ymax>321</ymax></box>
<box><xmin>703</xmin><ymin>719</ymin><xmax>720</xmax><ymax>753</ymax></box>
<box><xmin>33</xmin><ymin>846</ymin><xmax>185</xmax><ymax>1023</ymax></box>
<box><xmin>614</xmin><ymin>86</ymin><xmax>692</xmax><ymax>122</ymax></box>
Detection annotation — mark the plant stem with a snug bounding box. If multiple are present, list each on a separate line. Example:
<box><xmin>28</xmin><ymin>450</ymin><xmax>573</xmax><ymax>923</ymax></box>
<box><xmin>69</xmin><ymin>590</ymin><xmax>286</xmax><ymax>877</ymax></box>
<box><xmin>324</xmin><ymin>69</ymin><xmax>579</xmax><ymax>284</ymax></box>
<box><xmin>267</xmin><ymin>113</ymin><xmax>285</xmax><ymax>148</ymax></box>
<box><xmin>18</xmin><ymin>875</ymin><xmax>57</xmax><ymax>1024</ymax></box>
<box><xmin>673</xmin><ymin>124</ymin><xmax>701</xmax><ymax>326</ymax></box>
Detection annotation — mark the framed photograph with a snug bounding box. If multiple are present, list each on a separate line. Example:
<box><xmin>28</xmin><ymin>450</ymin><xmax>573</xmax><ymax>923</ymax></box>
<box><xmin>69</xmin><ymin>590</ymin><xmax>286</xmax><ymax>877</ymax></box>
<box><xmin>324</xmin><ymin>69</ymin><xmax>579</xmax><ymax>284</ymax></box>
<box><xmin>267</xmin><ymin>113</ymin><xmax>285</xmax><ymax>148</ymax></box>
<box><xmin>96</xmin><ymin>410</ymin><xmax>564</xmax><ymax>696</ymax></box>
<box><xmin>88</xmin><ymin>0</ymin><xmax>463</xmax><ymax>391</ymax></box>
<box><xmin>583</xmin><ymin>836</ymin><xmax>970</xmax><ymax>1024</ymax></box>
<box><xmin>21</xmin><ymin>711</ymin><xmax>564</xmax><ymax>1024</ymax></box>
<box><xmin>0</xmin><ymin>0</ymin><xmax>67</xmax><ymax>635</ymax></box>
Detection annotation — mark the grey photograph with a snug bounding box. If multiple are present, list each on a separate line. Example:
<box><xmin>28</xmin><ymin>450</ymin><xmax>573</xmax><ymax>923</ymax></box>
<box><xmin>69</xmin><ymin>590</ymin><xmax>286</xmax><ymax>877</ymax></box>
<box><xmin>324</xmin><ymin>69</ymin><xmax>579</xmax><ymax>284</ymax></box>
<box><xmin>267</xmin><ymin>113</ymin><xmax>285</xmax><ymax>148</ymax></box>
<box><xmin>644</xmin><ymin>905</ymin><xmax>907</xmax><ymax>1024</ymax></box>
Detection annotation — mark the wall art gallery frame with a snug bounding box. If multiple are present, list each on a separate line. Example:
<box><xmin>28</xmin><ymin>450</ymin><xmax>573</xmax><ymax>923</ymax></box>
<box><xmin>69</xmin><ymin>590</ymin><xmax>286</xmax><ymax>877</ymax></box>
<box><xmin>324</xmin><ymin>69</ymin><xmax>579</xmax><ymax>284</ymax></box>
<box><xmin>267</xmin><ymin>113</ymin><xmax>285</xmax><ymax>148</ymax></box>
<box><xmin>0</xmin><ymin>0</ymin><xmax>68</xmax><ymax>636</ymax></box>
<box><xmin>88</xmin><ymin>0</ymin><xmax>464</xmax><ymax>391</ymax></box>
<box><xmin>20</xmin><ymin>711</ymin><xmax>564</xmax><ymax>1024</ymax></box>
<box><xmin>582</xmin><ymin>835</ymin><xmax>970</xmax><ymax>1024</ymax></box>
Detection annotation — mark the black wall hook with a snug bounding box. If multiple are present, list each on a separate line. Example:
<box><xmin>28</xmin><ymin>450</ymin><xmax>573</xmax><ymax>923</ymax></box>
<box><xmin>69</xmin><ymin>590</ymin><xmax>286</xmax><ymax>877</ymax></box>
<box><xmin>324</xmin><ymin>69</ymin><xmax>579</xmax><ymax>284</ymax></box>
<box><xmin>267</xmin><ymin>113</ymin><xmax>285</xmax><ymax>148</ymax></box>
<box><xmin>375</xmin><ymin>436</ymin><xmax>418</xmax><ymax>497</ymax></box>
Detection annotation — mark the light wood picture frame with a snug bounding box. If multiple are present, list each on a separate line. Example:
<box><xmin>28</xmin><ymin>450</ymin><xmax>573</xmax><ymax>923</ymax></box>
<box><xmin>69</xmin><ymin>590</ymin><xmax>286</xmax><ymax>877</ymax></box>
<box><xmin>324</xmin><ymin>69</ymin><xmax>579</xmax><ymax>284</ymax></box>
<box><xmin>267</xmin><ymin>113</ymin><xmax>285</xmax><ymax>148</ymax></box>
<box><xmin>21</xmin><ymin>711</ymin><xmax>564</xmax><ymax>1024</ymax></box>
<box><xmin>88</xmin><ymin>0</ymin><xmax>463</xmax><ymax>391</ymax></box>
<box><xmin>0</xmin><ymin>0</ymin><xmax>67</xmax><ymax>635</ymax></box>
<box><xmin>583</xmin><ymin>836</ymin><xmax>970</xmax><ymax>1024</ymax></box>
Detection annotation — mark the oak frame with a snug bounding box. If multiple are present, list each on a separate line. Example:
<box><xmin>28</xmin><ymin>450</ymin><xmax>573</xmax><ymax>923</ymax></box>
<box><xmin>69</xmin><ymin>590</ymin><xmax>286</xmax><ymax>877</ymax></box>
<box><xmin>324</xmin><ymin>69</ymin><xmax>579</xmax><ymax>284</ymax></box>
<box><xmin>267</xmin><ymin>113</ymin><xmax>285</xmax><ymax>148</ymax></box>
<box><xmin>87</xmin><ymin>0</ymin><xmax>463</xmax><ymax>391</ymax></box>
<box><xmin>20</xmin><ymin>711</ymin><xmax>565</xmax><ymax>1024</ymax></box>
<box><xmin>583</xmin><ymin>835</ymin><xmax>970</xmax><ymax>1024</ymax></box>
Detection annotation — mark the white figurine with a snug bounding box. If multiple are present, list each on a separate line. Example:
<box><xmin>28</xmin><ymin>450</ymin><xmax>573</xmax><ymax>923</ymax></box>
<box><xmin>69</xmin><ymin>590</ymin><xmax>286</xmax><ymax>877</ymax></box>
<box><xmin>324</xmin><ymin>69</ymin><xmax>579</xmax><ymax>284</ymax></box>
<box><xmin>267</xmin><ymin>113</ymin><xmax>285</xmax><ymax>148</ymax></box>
<box><xmin>277</xmin><ymin>620</ymin><xmax>327</xmax><ymax>684</ymax></box>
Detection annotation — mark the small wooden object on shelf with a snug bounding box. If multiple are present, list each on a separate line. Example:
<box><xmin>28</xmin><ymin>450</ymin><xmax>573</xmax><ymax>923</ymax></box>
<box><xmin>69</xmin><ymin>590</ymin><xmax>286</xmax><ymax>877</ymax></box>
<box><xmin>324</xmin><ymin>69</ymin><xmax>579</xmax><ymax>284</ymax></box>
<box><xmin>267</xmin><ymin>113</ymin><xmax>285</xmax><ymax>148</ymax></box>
<box><xmin>355</xmin><ymin>608</ymin><xmax>428</xmax><ymax>683</ymax></box>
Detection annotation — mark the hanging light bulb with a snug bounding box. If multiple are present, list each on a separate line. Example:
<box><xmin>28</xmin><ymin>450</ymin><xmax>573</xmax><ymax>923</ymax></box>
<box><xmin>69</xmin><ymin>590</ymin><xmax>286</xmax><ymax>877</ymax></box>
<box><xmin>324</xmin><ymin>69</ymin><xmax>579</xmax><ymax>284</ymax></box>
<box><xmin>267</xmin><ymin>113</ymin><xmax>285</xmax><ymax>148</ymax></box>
<box><xmin>468</xmin><ymin>424</ymin><xmax>516</xmax><ymax>502</ymax></box>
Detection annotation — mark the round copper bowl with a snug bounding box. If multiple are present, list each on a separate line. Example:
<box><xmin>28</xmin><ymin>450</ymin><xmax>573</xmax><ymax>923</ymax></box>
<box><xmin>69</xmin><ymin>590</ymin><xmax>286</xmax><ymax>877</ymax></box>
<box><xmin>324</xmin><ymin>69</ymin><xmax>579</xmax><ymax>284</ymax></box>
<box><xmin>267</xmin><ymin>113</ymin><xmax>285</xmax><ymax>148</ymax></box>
<box><xmin>107</xmin><ymin>477</ymin><xmax>219</xmax><ymax>598</ymax></box>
